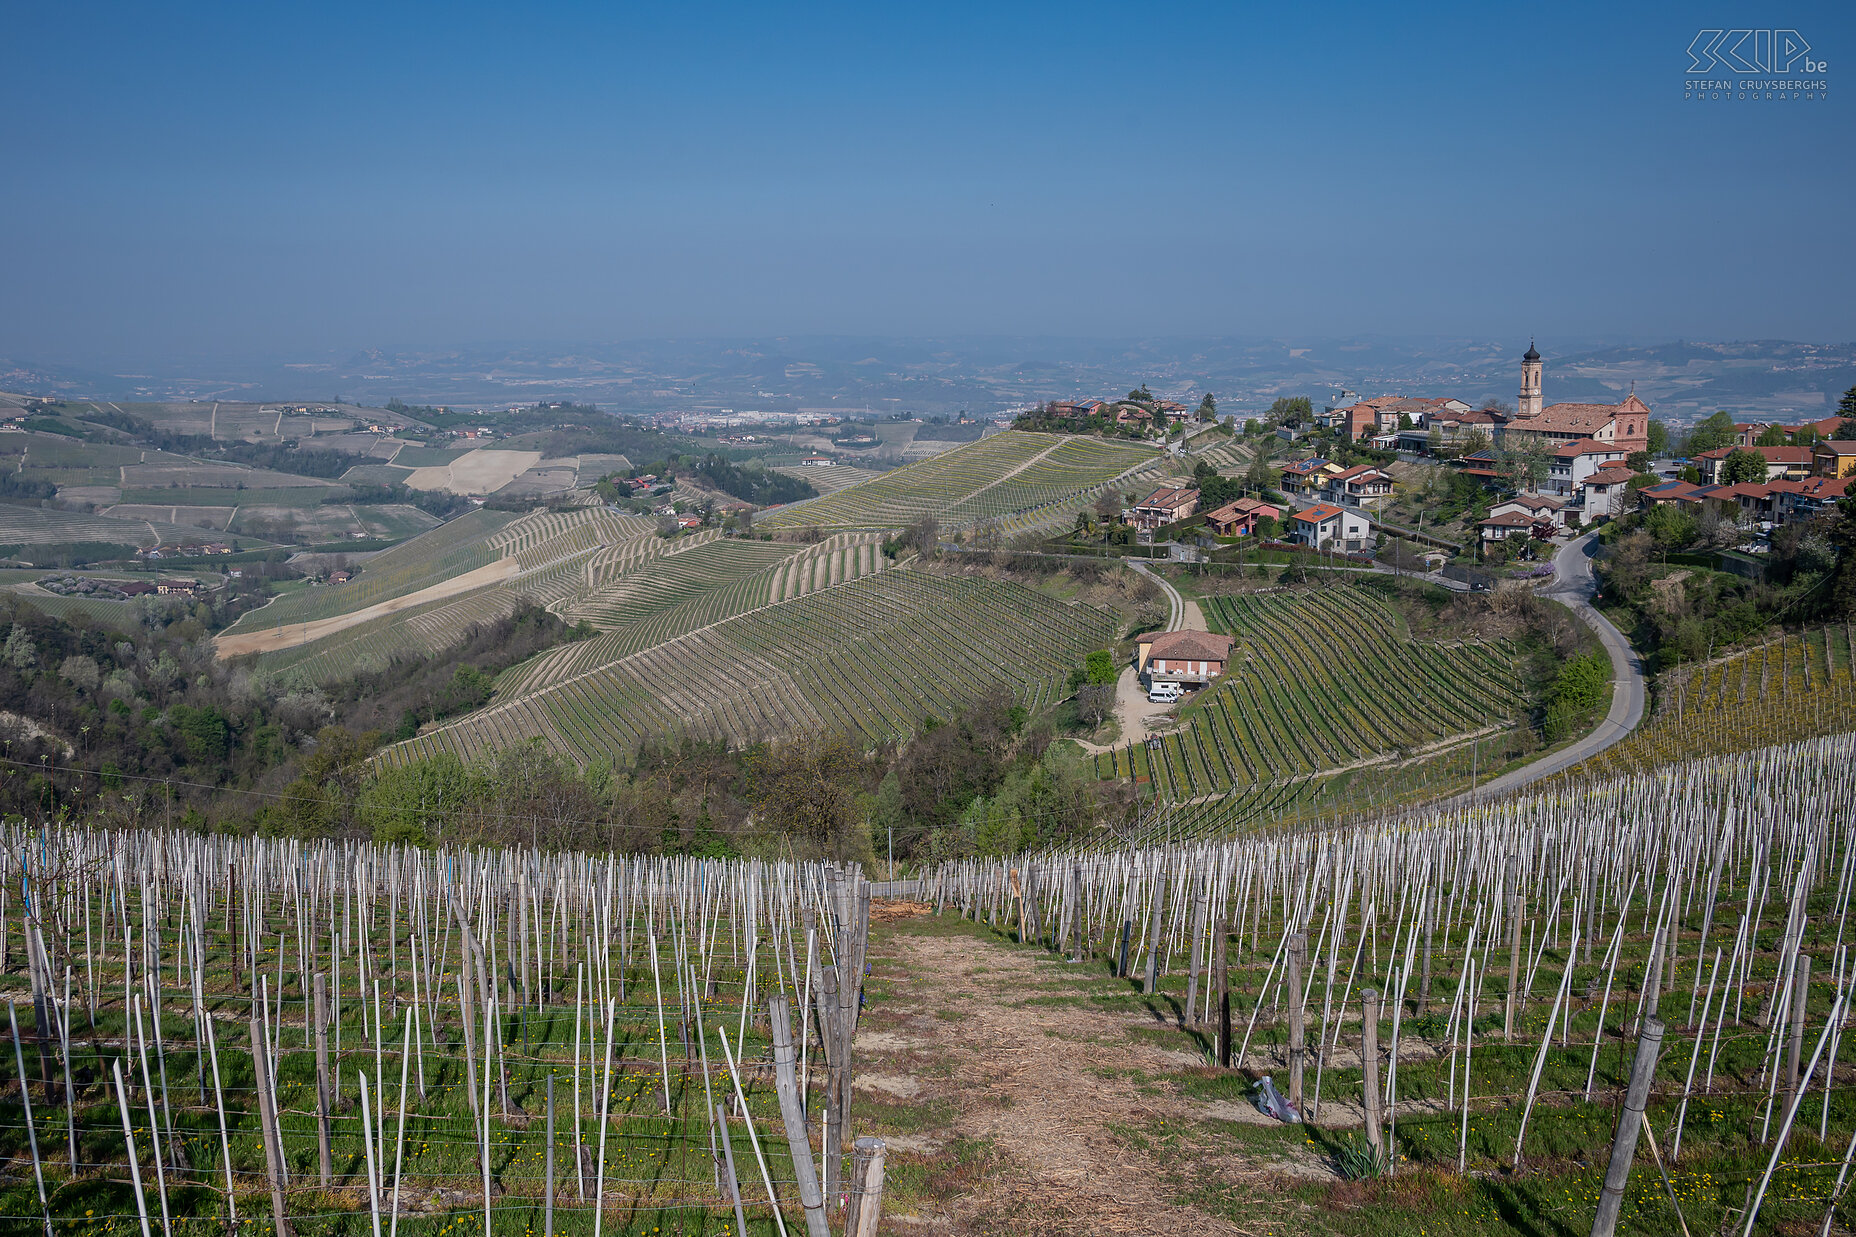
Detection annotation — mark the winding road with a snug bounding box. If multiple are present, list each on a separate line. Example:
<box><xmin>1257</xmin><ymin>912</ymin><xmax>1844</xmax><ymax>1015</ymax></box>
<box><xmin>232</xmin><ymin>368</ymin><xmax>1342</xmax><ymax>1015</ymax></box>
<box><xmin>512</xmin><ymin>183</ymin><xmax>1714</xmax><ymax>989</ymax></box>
<box><xmin>1446</xmin><ymin>531</ymin><xmax>1647</xmax><ymax>803</ymax></box>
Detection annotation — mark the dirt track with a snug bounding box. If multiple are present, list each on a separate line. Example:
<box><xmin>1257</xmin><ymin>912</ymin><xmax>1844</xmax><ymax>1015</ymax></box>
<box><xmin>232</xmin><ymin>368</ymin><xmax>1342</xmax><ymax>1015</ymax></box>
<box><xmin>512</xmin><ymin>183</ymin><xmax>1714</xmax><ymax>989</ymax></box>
<box><xmin>859</xmin><ymin>915</ymin><xmax>1325</xmax><ymax>1234</ymax></box>
<box><xmin>213</xmin><ymin>556</ymin><xmax>519</xmax><ymax>657</ymax></box>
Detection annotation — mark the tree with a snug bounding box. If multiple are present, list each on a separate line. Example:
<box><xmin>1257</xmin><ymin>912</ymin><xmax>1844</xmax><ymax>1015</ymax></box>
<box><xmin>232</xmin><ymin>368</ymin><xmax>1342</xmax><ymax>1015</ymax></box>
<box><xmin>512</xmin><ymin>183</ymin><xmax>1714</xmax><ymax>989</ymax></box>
<box><xmin>748</xmin><ymin>736</ymin><xmax>870</xmax><ymax>863</ymax></box>
<box><xmin>1076</xmin><ymin>683</ymin><xmax>1115</xmax><ymax>728</ymax></box>
<box><xmin>1718</xmin><ymin>448</ymin><xmax>1768</xmax><ymax>486</ymax></box>
<box><xmin>1626</xmin><ymin>450</ymin><xmax>1654</xmax><ymax>473</ymax></box>
<box><xmin>1646</xmin><ymin>419</ymin><xmax>1671</xmax><ymax>456</ymax></box>
<box><xmin>1837</xmin><ymin>420</ymin><xmax>1856</xmax><ymax>441</ymax></box>
<box><xmin>1244</xmin><ymin>418</ymin><xmax>1262</xmax><ymax>436</ymax></box>
<box><xmin>1839</xmin><ymin>384</ymin><xmax>1856</xmax><ymax>421</ymax></box>
<box><xmin>1483</xmin><ymin>397</ymin><xmax>1514</xmax><ymax>415</ymax></box>
<box><xmin>1084</xmin><ymin>649</ymin><xmax>1118</xmax><ymax>685</ymax></box>
<box><xmin>1755</xmin><ymin>424</ymin><xmax>1789</xmax><ymax>447</ymax></box>
<box><xmin>1828</xmin><ymin>480</ymin><xmax>1856</xmax><ymax>619</ymax></box>
<box><xmin>1397</xmin><ymin>413</ymin><xmax>1415</xmax><ymax>431</ymax></box>
<box><xmin>1267</xmin><ymin>396</ymin><xmax>1312</xmax><ymax>426</ymax></box>
<box><xmin>1499</xmin><ymin>437</ymin><xmax>1553</xmax><ymax>492</ymax></box>
<box><xmin>1459</xmin><ymin>427</ymin><xmax>1492</xmax><ymax>456</ymax></box>
<box><xmin>1197</xmin><ymin>393</ymin><xmax>1217</xmax><ymax>421</ymax></box>
<box><xmin>1686</xmin><ymin>410</ymin><xmax>1738</xmax><ymax>454</ymax></box>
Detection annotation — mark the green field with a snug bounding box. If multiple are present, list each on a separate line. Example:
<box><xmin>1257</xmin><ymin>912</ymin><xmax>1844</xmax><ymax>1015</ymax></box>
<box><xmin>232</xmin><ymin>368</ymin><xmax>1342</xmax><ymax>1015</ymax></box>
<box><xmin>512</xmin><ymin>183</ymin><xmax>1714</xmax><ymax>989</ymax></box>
<box><xmin>385</xmin><ymin>566</ymin><xmax>1116</xmax><ymax>766</ymax></box>
<box><xmin>1094</xmin><ymin>580</ymin><xmax>1527</xmax><ymax>802</ymax></box>
<box><xmin>759</xmin><ymin>431</ymin><xmax>1160</xmax><ymax>532</ymax></box>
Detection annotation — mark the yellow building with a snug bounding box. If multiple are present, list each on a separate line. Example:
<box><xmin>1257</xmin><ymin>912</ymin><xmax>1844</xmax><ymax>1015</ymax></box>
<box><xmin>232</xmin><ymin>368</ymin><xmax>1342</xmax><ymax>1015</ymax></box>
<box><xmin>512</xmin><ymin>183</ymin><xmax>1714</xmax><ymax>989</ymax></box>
<box><xmin>1812</xmin><ymin>441</ymin><xmax>1856</xmax><ymax>479</ymax></box>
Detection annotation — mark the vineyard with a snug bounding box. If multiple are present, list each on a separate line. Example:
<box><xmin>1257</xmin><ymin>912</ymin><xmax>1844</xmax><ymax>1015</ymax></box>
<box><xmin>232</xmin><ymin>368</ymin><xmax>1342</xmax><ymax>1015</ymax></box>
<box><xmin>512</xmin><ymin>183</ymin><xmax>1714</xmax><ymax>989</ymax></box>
<box><xmin>924</xmin><ymin>730</ymin><xmax>1856</xmax><ymax>1235</ymax></box>
<box><xmin>757</xmin><ymin>432</ymin><xmax>1159</xmax><ymax>532</ymax></box>
<box><xmin>1093</xmin><ymin>581</ymin><xmax>1526</xmax><ymax>801</ymax></box>
<box><xmin>0</xmin><ymin>826</ymin><xmax>884</xmax><ymax>1236</ymax></box>
<box><xmin>384</xmin><ymin>567</ymin><xmax>1116</xmax><ymax>766</ymax></box>
<box><xmin>528</xmin><ymin>533</ymin><xmax>890</xmax><ymax>680</ymax></box>
<box><xmin>0</xmin><ymin>504</ymin><xmax>216</xmax><ymax>550</ymax></box>
<box><xmin>1564</xmin><ymin>622</ymin><xmax>1856</xmax><ymax>783</ymax></box>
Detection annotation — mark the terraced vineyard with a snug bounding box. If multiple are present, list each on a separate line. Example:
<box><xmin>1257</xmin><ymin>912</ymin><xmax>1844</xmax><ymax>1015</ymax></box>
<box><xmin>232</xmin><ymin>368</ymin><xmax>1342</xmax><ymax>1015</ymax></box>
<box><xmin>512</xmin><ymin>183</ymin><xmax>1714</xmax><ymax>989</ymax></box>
<box><xmin>1093</xmin><ymin>581</ymin><xmax>1525</xmax><ymax>800</ymax></box>
<box><xmin>758</xmin><ymin>431</ymin><xmax>1158</xmax><ymax>532</ymax></box>
<box><xmin>384</xmin><ymin>567</ymin><xmax>1114</xmax><ymax>766</ymax></box>
<box><xmin>496</xmin><ymin>532</ymin><xmax>890</xmax><ymax>694</ymax></box>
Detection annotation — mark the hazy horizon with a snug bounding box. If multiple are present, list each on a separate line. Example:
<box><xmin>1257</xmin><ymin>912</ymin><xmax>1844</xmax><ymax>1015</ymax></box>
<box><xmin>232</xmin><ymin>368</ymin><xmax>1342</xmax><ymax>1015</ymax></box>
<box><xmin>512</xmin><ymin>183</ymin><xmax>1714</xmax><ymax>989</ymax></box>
<box><xmin>4</xmin><ymin>1</ymin><xmax>1851</xmax><ymax>362</ymax></box>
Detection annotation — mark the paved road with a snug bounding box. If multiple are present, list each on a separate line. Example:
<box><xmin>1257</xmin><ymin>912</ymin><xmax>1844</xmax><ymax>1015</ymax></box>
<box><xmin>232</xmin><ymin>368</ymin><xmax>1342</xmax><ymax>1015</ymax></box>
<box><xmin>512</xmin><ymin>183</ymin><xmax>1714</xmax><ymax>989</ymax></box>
<box><xmin>1443</xmin><ymin>532</ymin><xmax>1647</xmax><ymax>805</ymax></box>
<box><xmin>1129</xmin><ymin>560</ymin><xmax>1185</xmax><ymax>629</ymax></box>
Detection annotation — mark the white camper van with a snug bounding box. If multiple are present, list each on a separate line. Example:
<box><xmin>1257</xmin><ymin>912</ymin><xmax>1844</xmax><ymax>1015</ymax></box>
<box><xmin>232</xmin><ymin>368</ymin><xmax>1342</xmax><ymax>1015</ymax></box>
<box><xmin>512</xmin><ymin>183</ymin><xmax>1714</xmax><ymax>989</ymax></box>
<box><xmin>1146</xmin><ymin>681</ymin><xmax>1183</xmax><ymax>705</ymax></box>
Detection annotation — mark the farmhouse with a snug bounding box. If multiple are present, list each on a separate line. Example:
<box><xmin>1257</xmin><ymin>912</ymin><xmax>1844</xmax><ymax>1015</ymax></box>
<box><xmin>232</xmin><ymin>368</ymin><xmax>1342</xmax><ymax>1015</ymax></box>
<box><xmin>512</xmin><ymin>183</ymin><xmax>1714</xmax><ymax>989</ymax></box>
<box><xmin>1290</xmin><ymin>503</ymin><xmax>1373</xmax><ymax>552</ymax></box>
<box><xmin>1136</xmin><ymin>630</ymin><xmax>1234</xmax><ymax>686</ymax></box>
<box><xmin>1201</xmin><ymin>497</ymin><xmax>1284</xmax><ymax>537</ymax></box>
<box><xmin>1128</xmin><ymin>485</ymin><xmax>1200</xmax><ymax>530</ymax></box>
<box><xmin>799</xmin><ymin>454</ymin><xmax>836</xmax><ymax>466</ymax></box>
<box><xmin>156</xmin><ymin>578</ymin><xmax>200</xmax><ymax>596</ymax></box>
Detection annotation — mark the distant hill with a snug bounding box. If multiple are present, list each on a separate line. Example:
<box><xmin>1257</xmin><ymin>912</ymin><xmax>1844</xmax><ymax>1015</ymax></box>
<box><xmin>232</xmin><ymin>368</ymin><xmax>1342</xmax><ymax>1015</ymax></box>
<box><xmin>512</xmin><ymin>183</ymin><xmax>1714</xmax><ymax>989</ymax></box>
<box><xmin>4</xmin><ymin>336</ymin><xmax>1852</xmax><ymax>426</ymax></box>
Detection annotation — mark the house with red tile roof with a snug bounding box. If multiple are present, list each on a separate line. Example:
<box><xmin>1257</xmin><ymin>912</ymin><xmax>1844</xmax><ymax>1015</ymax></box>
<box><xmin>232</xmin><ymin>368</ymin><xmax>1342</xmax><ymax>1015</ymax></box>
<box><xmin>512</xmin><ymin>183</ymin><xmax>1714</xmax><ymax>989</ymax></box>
<box><xmin>1129</xmin><ymin>485</ymin><xmax>1201</xmax><ymax>529</ymax></box>
<box><xmin>1693</xmin><ymin>445</ymin><xmax>1814</xmax><ymax>483</ymax></box>
<box><xmin>1766</xmin><ymin>476</ymin><xmax>1851</xmax><ymax>521</ymax></box>
<box><xmin>1326</xmin><ymin>464</ymin><xmax>1394</xmax><ymax>507</ymax></box>
<box><xmin>1578</xmin><ymin>464</ymin><xmax>1640</xmax><ymax>519</ymax></box>
<box><xmin>1136</xmin><ymin>630</ymin><xmax>1235</xmax><ymax>687</ymax></box>
<box><xmin>1201</xmin><ymin>497</ymin><xmax>1284</xmax><ymax>537</ymax></box>
<box><xmin>1813</xmin><ymin>440</ymin><xmax>1856</xmax><ymax>479</ymax></box>
<box><xmin>1280</xmin><ymin>458</ymin><xmax>1343</xmax><ymax>497</ymax></box>
<box><xmin>1547</xmin><ymin>441</ymin><xmax>1631</xmax><ymax>498</ymax></box>
<box><xmin>1487</xmin><ymin>494</ymin><xmax>1570</xmax><ymax>532</ymax></box>
<box><xmin>1477</xmin><ymin>509</ymin><xmax>1543</xmax><ymax>545</ymax></box>
<box><xmin>1291</xmin><ymin>503</ymin><xmax>1373</xmax><ymax>551</ymax></box>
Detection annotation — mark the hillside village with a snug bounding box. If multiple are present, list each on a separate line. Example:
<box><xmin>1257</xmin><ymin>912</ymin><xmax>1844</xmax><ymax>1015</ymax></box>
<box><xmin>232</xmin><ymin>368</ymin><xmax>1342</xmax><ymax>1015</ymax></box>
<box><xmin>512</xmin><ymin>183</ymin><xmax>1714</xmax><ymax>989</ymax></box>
<box><xmin>1042</xmin><ymin>344</ymin><xmax>1856</xmax><ymax>573</ymax></box>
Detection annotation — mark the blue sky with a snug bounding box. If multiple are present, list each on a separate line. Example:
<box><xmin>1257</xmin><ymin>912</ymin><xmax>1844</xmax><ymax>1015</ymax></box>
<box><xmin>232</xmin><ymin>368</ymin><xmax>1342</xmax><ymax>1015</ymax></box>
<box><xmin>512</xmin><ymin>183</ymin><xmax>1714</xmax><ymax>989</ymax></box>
<box><xmin>3</xmin><ymin>1</ymin><xmax>1850</xmax><ymax>360</ymax></box>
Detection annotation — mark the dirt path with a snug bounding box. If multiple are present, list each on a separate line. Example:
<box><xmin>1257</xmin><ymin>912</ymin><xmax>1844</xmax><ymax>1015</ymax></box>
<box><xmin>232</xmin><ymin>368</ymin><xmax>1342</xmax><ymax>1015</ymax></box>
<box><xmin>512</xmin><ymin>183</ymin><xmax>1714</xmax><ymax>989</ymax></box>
<box><xmin>213</xmin><ymin>556</ymin><xmax>519</xmax><ymax>657</ymax></box>
<box><xmin>860</xmin><ymin>917</ymin><xmax>1323</xmax><ymax>1234</ymax></box>
<box><xmin>1074</xmin><ymin>664</ymin><xmax>1176</xmax><ymax>753</ymax></box>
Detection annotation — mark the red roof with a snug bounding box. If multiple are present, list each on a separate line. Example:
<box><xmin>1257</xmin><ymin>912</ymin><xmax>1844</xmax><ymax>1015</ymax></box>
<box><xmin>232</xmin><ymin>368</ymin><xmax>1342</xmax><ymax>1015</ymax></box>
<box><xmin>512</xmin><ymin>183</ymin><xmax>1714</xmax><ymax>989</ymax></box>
<box><xmin>1329</xmin><ymin>464</ymin><xmax>1387</xmax><ymax>482</ymax></box>
<box><xmin>1585</xmin><ymin>465</ymin><xmax>1636</xmax><ymax>484</ymax></box>
<box><xmin>1136</xmin><ymin>485</ymin><xmax>1200</xmax><ymax>509</ymax></box>
<box><xmin>1145</xmin><ymin>630</ymin><xmax>1235</xmax><ymax>662</ymax></box>
<box><xmin>1293</xmin><ymin>503</ymin><xmax>1347</xmax><ymax>523</ymax></box>
<box><xmin>1478</xmin><ymin>511</ymin><xmax>1536</xmax><ymax>527</ymax></box>
<box><xmin>1695</xmin><ymin>445</ymin><xmax>1813</xmax><ymax>463</ymax></box>
<box><xmin>1555</xmin><ymin>440</ymin><xmax>1628</xmax><ymax>458</ymax></box>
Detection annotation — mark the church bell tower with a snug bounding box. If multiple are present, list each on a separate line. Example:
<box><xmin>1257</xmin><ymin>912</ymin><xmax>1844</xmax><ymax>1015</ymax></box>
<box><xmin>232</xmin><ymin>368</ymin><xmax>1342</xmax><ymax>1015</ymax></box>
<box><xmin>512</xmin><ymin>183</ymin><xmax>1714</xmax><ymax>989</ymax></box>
<box><xmin>1518</xmin><ymin>340</ymin><xmax>1543</xmax><ymax>418</ymax></box>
